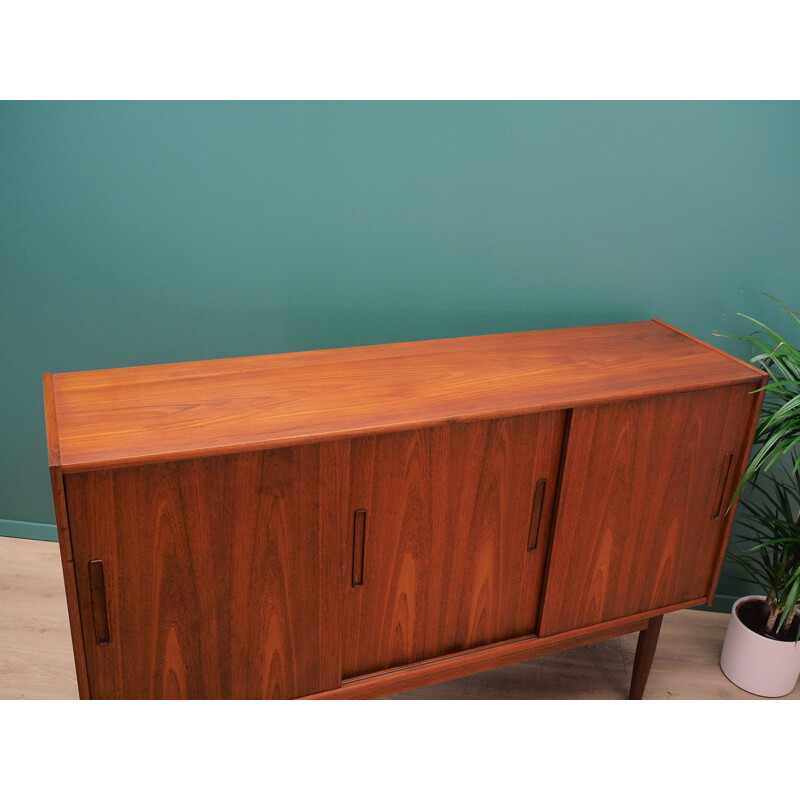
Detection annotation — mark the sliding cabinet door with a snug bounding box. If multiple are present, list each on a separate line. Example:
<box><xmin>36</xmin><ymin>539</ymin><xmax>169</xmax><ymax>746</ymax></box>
<box><xmin>539</xmin><ymin>383</ymin><xmax>760</xmax><ymax>636</ymax></box>
<box><xmin>65</xmin><ymin>445</ymin><xmax>345</xmax><ymax>699</ymax></box>
<box><xmin>341</xmin><ymin>429</ymin><xmax>432</xmax><ymax>678</ymax></box>
<box><xmin>342</xmin><ymin>413</ymin><xmax>566</xmax><ymax>679</ymax></box>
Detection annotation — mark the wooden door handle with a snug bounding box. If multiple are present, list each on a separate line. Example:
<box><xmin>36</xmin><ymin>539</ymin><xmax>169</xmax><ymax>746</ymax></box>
<box><xmin>527</xmin><ymin>478</ymin><xmax>547</xmax><ymax>552</ymax></box>
<box><xmin>710</xmin><ymin>451</ymin><xmax>734</xmax><ymax>520</ymax></box>
<box><xmin>352</xmin><ymin>509</ymin><xmax>366</xmax><ymax>587</ymax></box>
<box><xmin>88</xmin><ymin>559</ymin><xmax>111</xmax><ymax>645</ymax></box>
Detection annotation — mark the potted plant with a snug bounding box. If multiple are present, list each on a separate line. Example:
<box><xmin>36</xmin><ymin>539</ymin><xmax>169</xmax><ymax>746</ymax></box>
<box><xmin>717</xmin><ymin>296</ymin><xmax>800</xmax><ymax>697</ymax></box>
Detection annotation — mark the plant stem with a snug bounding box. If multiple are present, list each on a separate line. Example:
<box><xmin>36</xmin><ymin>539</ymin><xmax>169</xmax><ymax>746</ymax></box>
<box><xmin>778</xmin><ymin>606</ymin><xmax>797</xmax><ymax>636</ymax></box>
<box><xmin>765</xmin><ymin>594</ymin><xmax>780</xmax><ymax>636</ymax></box>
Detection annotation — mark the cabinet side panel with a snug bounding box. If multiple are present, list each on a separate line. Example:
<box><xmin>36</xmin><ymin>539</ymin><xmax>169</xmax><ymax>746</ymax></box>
<box><xmin>45</xmin><ymin>373</ymin><xmax>91</xmax><ymax>698</ymax></box>
<box><xmin>540</xmin><ymin>384</ymin><xmax>757</xmax><ymax>636</ymax></box>
<box><xmin>49</xmin><ymin>467</ymin><xmax>91</xmax><ymax>699</ymax></box>
<box><xmin>705</xmin><ymin>377</ymin><xmax>767</xmax><ymax>601</ymax></box>
<box><xmin>65</xmin><ymin>448</ymin><xmax>342</xmax><ymax>699</ymax></box>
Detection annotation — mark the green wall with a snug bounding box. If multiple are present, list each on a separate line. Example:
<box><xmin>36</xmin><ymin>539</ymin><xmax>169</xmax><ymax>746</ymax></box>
<box><xmin>2</xmin><ymin>101</ymin><xmax>799</xmax><ymax>606</ymax></box>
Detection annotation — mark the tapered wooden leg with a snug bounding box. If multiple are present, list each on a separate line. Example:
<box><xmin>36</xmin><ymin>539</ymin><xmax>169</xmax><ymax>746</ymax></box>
<box><xmin>629</xmin><ymin>615</ymin><xmax>663</xmax><ymax>700</ymax></box>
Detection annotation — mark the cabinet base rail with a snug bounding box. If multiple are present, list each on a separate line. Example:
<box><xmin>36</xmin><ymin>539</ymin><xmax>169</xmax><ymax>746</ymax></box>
<box><xmin>305</xmin><ymin>602</ymin><xmax>696</xmax><ymax>700</ymax></box>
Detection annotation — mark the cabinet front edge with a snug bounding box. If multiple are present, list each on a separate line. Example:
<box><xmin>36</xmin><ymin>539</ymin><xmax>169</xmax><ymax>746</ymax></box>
<box><xmin>49</xmin><ymin>467</ymin><xmax>91</xmax><ymax>699</ymax></box>
<box><xmin>54</xmin><ymin>375</ymin><xmax>770</xmax><ymax>474</ymax></box>
<box><xmin>43</xmin><ymin>373</ymin><xmax>61</xmax><ymax>468</ymax></box>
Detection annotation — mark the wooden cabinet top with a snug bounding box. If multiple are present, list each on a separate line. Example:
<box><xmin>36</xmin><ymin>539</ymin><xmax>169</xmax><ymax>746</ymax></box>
<box><xmin>43</xmin><ymin>319</ymin><xmax>764</xmax><ymax>472</ymax></box>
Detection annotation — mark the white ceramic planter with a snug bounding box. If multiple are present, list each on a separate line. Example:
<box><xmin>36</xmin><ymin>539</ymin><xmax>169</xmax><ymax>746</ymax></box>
<box><xmin>720</xmin><ymin>595</ymin><xmax>800</xmax><ymax>697</ymax></box>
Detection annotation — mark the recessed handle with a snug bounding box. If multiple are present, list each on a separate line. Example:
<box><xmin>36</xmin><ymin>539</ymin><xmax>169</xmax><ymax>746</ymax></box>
<box><xmin>527</xmin><ymin>478</ymin><xmax>548</xmax><ymax>552</ymax></box>
<box><xmin>88</xmin><ymin>559</ymin><xmax>111</xmax><ymax>645</ymax></box>
<box><xmin>352</xmin><ymin>509</ymin><xmax>366</xmax><ymax>587</ymax></box>
<box><xmin>710</xmin><ymin>451</ymin><xmax>734</xmax><ymax>520</ymax></box>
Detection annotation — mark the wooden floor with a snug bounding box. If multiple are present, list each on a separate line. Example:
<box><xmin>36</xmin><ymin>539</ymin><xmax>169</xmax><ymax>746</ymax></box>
<box><xmin>1</xmin><ymin>536</ymin><xmax>797</xmax><ymax>700</ymax></box>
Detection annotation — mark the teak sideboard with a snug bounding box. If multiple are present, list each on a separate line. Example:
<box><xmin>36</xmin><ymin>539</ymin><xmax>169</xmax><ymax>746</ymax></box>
<box><xmin>43</xmin><ymin>320</ymin><xmax>766</xmax><ymax>700</ymax></box>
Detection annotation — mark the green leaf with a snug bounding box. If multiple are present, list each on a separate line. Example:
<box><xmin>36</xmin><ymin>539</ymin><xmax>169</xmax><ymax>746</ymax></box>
<box><xmin>722</xmin><ymin>296</ymin><xmax>800</xmax><ymax>611</ymax></box>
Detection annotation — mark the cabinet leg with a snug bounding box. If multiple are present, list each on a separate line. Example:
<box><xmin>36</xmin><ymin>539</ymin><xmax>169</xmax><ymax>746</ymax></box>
<box><xmin>629</xmin><ymin>615</ymin><xmax>663</xmax><ymax>700</ymax></box>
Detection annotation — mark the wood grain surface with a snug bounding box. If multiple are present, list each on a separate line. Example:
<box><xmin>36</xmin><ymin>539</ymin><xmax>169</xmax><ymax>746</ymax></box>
<box><xmin>539</xmin><ymin>383</ymin><xmax>761</xmax><ymax>636</ymax></box>
<box><xmin>42</xmin><ymin>320</ymin><xmax>768</xmax><ymax>700</ymax></box>
<box><xmin>63</xmin><ymin>444</ymin><xmax>346</xmax><ymax>699</ymax></box>
<box><xmin>45</xmin><ymin>320</ymin><xmax>762</xmax><ymax>472</ymax></box>
<box><xmin>48</xmin><ymin>467</ymin><xmax>91</xmax><ymax>698</ymax></box>
<box><xmin>341</xmin><ymin>413</ymin><xmax>566</xmax><ymax>678</ymax></box>
<box><xmin>342</xmin><ymin>429</ymin><xmax>431</xmax><ymax>677</ymax></box>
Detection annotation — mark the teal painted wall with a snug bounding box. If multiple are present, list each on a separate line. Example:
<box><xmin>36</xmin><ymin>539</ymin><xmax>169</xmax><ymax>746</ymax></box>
<box><xmin>2</xmin><ymin>101</ymin><xmax>799</xmax><ymax>606</ymax></box>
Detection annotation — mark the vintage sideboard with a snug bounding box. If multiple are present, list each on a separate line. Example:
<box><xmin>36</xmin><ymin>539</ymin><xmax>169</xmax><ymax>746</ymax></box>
<box><xmin>43</xmin><ymin>319</ymin><xmax>766</xmax><ymax>699</ymax></box>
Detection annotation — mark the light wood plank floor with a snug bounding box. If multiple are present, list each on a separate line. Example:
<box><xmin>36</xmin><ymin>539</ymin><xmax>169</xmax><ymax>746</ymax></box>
<box><xmin>1</xmin><ymin>536</ymin><xmax>797</xmax><ymax>700</ymax></box>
